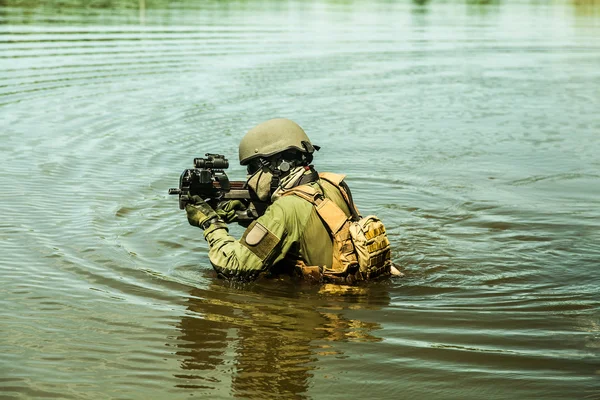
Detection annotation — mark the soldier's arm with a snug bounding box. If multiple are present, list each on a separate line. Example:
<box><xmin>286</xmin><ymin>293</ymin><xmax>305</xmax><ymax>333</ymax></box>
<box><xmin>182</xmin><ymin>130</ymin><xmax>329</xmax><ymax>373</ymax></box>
<box><xmin>202</xmin><ymin>200</ymin><xmax>294</xmax><ymax>281</ymax></box>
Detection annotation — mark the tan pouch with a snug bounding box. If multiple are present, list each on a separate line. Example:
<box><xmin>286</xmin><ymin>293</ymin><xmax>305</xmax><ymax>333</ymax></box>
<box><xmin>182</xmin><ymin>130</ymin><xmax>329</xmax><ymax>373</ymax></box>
<box><xmin>284</xmin><ymin>178</ymin><xmax>392</xmax><ymax>283</ymax></box>
<box><xmin>349</xmin><ymin>215</ymin><xmax>392</xmax><ymax>278</ymax></box>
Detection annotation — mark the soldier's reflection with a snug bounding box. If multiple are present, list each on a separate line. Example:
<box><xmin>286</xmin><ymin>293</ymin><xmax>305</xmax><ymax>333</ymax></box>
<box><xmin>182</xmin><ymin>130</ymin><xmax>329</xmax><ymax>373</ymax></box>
<box><xmin>174</xmin><ymin>281</ymin><xmax>390</xmax><ymax>398</ymax></box>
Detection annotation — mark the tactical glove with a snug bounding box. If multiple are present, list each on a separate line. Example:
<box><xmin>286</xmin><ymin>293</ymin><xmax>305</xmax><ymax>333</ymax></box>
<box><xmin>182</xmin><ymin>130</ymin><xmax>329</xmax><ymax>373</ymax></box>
<box><xmin>215</xmin><ymin>200</ymin><xmax>246</xmax><ymax>223</ymax></box>
<box><xmin>185</xmin><ymin>195</ymin><xmax>223</xmax><ymax>230</ymax></box>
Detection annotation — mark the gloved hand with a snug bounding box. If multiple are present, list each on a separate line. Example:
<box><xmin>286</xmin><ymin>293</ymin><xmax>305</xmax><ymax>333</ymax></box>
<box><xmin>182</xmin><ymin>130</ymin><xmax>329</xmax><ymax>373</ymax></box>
<box><xmin>185</xmin><ymin>195</ymin><xmax>220</xmax><ymax>229</ymax></box>
<box><xmin>215</xmin><ymin>200</ymin><xmax>246</xmax><ymax>223</ymax></box>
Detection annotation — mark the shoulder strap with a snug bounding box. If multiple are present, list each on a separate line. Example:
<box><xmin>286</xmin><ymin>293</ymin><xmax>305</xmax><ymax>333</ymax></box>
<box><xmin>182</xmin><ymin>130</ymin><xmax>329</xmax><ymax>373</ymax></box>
<box><xmin>319</xmin><ymin>172</ymin><xmax>346</xmax><ymax>186</ymax></box>
<box><xmin>318</xmin><ymin>172</ymin><xmax>361</xmax><ymax>221</ymax></box>
<box><xmin>282</xmin><ymin>185</ymin><xmax>349</xmax><ymax>234</ymax></box>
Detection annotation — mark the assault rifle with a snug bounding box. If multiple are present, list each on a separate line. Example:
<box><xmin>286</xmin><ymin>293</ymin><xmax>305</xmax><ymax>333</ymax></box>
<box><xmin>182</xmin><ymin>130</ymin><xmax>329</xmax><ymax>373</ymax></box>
<box><xmin>168</xmin><ymin>154</ymin><xmax>266</xmax><ymax>225</ymax></box>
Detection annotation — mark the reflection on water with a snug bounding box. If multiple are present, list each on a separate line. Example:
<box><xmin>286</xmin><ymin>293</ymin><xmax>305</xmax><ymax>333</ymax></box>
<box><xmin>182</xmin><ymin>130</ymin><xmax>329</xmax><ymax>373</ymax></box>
<box><xmin>175</xmin><ymin>283</ymin><xmax>387</xmax><ymax>398</ymax></box>
<box><xmin>1</xmin><ymin>0</ymin><xmax>600</xmax><ymax>398</ymax></box>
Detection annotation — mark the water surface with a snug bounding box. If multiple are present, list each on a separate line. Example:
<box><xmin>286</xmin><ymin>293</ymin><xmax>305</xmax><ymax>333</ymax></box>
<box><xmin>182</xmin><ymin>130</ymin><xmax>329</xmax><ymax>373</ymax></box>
<box><xmin>1</xmin><ymin>1</ymin><xmax>599</xmax><ymax>399</ymax></box>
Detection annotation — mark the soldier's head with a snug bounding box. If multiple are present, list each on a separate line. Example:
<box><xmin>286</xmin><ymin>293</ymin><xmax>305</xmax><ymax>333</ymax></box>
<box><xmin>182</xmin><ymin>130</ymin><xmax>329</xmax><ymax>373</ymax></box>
<box><xmin>239</xmin><ymin>118</ymin><xmax>319</xmax><ymax>201</ymax></box>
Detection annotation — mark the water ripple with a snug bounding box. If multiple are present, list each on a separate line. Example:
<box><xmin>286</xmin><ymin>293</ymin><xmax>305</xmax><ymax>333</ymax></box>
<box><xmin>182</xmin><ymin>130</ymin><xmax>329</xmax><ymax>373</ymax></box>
<box><xmin>2</xmin><ymin>1</ymin><xmax>600</xmax><ymax>399</ymax></box>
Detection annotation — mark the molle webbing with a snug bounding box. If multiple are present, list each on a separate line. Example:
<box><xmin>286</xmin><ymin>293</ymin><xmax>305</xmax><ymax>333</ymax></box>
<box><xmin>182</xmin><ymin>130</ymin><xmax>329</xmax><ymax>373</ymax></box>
<box><xmin>283</xmin><ymin>175</ymin><xmax>392</xmax><ymax>283</ymax></box>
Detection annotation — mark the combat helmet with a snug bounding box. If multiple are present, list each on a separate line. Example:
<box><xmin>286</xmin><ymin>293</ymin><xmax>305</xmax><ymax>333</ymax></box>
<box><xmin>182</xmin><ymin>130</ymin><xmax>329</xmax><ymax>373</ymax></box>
<box><xmin>238</xmin><ymin>118</ymin><xmax>318</xmax><ymax>166</ymax></box>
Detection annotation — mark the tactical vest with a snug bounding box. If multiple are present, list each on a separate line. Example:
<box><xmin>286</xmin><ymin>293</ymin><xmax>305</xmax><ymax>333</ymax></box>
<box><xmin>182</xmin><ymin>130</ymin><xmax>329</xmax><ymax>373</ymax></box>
<box><xmin>282</xmin><ymin>172</ymin><xmax>392</xmax><ymax>284</ymax></box>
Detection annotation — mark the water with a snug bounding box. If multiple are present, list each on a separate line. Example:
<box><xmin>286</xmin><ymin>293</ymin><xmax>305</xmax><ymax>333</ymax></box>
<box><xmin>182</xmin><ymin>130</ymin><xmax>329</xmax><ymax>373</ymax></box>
<box><xmin>1</xmin><ymin>0</ymin><xmax>599</xmax><ymax>399</ymax></box>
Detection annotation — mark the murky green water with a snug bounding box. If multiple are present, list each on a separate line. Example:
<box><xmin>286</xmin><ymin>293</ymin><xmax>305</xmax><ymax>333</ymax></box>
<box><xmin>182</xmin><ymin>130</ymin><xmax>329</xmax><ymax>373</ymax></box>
<box><xmin>1</xmin><ymin>0</ymin><xmax>599</xmax><ymax>399</ymax></box>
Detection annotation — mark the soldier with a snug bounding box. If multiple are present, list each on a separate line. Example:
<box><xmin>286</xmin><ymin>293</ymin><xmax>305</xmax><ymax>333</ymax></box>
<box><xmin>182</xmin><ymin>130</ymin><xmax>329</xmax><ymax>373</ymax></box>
<box><xmin>185</xmin><ymin>118</ymin><xmax>401</xmax><ymax>283</ymax></box>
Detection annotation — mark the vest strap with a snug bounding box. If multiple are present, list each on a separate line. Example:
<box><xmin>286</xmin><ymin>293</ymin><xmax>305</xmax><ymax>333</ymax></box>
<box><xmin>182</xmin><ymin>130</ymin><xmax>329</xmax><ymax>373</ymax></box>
<box><xmin>282</xmin><ymin>185</ymin><xmax>348</xmax><ymax>234</ymax></box>
<box><xmin>318</xmin><ymin>172</ymin><xmax>360</xmax><ymax>220</ymax></box>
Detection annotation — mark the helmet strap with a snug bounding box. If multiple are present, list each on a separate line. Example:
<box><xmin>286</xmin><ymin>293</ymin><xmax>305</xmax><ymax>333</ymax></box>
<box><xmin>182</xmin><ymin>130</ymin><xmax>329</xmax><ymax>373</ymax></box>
<box><xmin>270</xmin><ymin>168</ymin><xmax>281</xmax><ymax>196</ymax></box>
<box><xmin>264</xmin><ymin>153</ymin><xmax>308</xmax><ymax>198</ymax></box>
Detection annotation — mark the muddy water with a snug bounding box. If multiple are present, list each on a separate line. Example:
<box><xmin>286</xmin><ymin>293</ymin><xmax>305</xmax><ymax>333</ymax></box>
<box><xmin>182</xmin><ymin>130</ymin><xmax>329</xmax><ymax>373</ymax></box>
<box><xmin>1</xmin><ymin>1</ymin><xmax>599</xmax><ymax>399</ymax></box>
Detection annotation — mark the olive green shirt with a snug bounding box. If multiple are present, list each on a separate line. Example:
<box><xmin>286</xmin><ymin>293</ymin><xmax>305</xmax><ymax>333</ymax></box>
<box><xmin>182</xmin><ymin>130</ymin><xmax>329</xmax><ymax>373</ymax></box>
<box><xmin>203</xmin><ymin>178</ymin><xmax>352</xmax><ymax>280</ymax></box>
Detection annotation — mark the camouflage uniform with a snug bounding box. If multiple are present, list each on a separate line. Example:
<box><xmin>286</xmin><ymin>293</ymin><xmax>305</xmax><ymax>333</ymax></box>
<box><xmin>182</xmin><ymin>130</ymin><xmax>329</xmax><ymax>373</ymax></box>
<box><xmin>202</xmin><ymin>177</ymin><xmax>351</xmax><ymax>281</ymax></box>
<box><xmin>184</xmin><ymin>118</ymin><xmax>399</xmax><ymax>282</ymax></box>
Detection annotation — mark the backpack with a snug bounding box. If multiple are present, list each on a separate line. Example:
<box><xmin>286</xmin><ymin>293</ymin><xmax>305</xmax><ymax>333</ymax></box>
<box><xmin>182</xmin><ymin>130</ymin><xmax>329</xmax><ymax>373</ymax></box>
<box><xmin>283</xmin><ymin>172</ymin><xmax>392</xmax><ymax>283</ymax></box>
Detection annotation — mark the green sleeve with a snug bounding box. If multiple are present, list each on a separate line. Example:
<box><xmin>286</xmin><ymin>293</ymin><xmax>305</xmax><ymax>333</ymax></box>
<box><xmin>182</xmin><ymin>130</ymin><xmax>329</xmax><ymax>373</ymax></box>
<box><xmin>202</xmin><ymin>198</ymin><xmax>305</xmax><ymax>281</ymax></box>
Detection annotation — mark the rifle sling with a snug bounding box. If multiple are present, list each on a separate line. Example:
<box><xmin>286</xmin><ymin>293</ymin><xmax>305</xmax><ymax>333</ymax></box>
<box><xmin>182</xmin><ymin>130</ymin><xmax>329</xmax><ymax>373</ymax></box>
<box><xmin>297</xmin><ymin>168</ymin><xmax>319</xmax><ymax>186</ymax></box>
